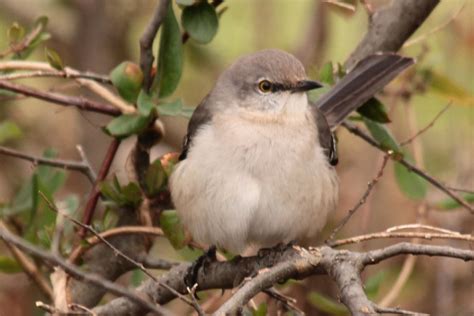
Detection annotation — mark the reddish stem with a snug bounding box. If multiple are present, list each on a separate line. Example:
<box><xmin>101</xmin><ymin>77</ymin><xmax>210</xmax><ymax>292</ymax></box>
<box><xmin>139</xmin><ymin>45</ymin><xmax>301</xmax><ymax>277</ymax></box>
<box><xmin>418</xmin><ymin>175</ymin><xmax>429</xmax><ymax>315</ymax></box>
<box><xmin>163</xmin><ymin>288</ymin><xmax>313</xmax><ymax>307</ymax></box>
<box><xmin>79</xmin><ymin>139</ymin><xmax>121</xmax><ymax>237</ymax></box>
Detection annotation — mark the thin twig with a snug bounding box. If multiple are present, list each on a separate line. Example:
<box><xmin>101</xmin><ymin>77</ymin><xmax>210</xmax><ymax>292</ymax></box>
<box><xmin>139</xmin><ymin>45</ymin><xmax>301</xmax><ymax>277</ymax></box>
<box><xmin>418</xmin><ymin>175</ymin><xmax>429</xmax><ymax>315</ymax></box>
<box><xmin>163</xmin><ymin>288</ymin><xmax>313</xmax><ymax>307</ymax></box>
<box><xmin>0</xmin><ymin>227</ymin><xmax>172</xmax><ymax>316</ymax></box>
<box><xmin>263</xmin><ymin>288</ymin><xmax>305</xmax><ymax>316</ymax></box>
<box><xmin>329</xmin><ymin>230</ymin><xmax>474</xmax><ymax>247</ymax></box>
<box><xmin>79</xmin><ymin>139</ymin><xmax>120</xmax><ymax>236</ymax></box>
<box><xmin>385</xmin><ymin>224</ymin><xmax>461</xmax><ymax>235</ymax></box>
<box><xmin>0</xmin><ymin>79</ymin><xmax>120</xmax><ymax>116</ymax></box>
<box><xmin>326</xmin><ymin>154</ymin><xmax>390</xmax><ymax>242</ymax></box>
<box><xmin>0</xmin><ymin>220</ymin><xmax>54</xmax><ymax>300</ymax></box>
<box><xmin>76</xmin><ymin>145</ymin><xmax>97</xmax><ymax>183</ymax></box>
<box><xmin>341</xmin><ymin>121</ymin><xmax>474</xmax><ymax>214</ymax></box>
<box><xmin>69</xmin><ymin>226</ymin><xmax>166</xmax><ymax>263</ymax></box>
<box><xmin>400</xmin><ymin>102</ymin><xmax>452</xmax><ymax>146</ymax></box>
<box><xmin>373</xmin><ymin>304</ymin><xmax>429</xmax><ymax>316</ymax></box>
<box><xmin>0</xmin><ymin>61</ymin><xmax>110</xmax><ymax>83</ymax></box>
<box><xmin>0</xmin><ymin>145</ymin><xmax>96</xmax><ymax>183</ymax></box>
<box><xmin>0</xmin><ymin>70</ymin><xmax>110</xmax><ymax>83</ymax></box>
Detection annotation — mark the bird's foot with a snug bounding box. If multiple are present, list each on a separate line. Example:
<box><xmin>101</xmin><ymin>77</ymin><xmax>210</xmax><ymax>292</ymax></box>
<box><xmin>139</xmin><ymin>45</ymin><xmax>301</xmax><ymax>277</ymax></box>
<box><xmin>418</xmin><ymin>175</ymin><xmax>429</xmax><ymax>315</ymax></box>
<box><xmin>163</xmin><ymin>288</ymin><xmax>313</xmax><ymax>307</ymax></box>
<box><xmin>184</xmin><ymin>245</ymin><xmax>217</xmax><ymax>290</ymax></box>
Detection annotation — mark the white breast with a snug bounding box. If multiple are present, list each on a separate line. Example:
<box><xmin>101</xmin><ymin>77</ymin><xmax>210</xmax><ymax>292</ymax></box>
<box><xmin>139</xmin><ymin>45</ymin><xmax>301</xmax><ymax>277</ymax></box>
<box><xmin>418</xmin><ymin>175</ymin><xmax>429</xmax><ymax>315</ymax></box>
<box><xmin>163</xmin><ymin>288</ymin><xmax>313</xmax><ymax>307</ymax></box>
<box><xmin>170</xmin><ymin>108</ymin><xmax>338</xmax><ymax>254</ymax></box>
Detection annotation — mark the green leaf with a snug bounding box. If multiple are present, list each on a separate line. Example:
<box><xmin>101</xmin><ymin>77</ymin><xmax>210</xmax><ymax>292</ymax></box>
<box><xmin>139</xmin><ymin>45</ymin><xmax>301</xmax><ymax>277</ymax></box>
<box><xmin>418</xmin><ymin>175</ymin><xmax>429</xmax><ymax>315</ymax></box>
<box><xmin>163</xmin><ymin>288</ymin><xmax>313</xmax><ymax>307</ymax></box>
<box><xmin>0</xmin><ymin>120</ymin><xmax>22</xmax><ymax>144</ymax></box>
<box><xmin>364</xmin><ymin>270</ymin><xmax>387</xmax><ymax>299</ymax></box>
<box><xmin>252</xmin><ymin>303</ymin><xmax>267</xmax><ymax>316</ymax></box>
<box><xmin>137</xmin><ymin>90</ymin><xmax>155</xmax><ymax>116</ymax></box>
<box><xmin>394</xmin><ymin>156</ymin><xmax>427</xmax><ymax>200</ymax></box>
<box><xmin>0</xmin><ymin>256</ymin><xmax>22</xmax><ymax>273</ymax></box>
<box><xmin>100</xmin><ymin>177</ymin><xmax>142</xmax><ymax>207</ymax></box>
<box><xmin>45</xmin><ymin>47</ymin><xmax>64</xmax><ymax>70</ymax></box>
<box><xmin>9</xmin><ymin>174</ymin><xmax>39</xmax><ymax>217</ymax></box>
<box><xmin>110</xmin><ymin>61</ymin><xmax>144</xmax><ymax>103</ymax></box>
<box><xmin>8</xmin><ymin>22</ymin><xmax>25</xmax><ymax>44</ymax></box>
<box><xmin>176</xmin><ymin>0</ymin><xmax>196</xmax><ymax>6</ymax></box>
<box><xmin>182</xmin><ymin>2</ymin><xmax>219</xmax><ymax>44</ymax></box>
<box><xmin>121</xmin><ymin>182</ymin><xmax>142</xmax><ymax>207</ymax></box>
<box><xmin>435</xmin><ymin>193</ymin><xmax>474</xmax><ymax>210</ymax></box>
<box><xmin>160</xmin><ymin>210</ymin><xmax>187</xmax><ymax>249</ymax></box>
<box><xmin>155</xmin><ymin>5</ymin><xmax>183</xmax><ymax>98</ymax></box>
<box><xmin>357</xmin><ymin>98</ymin><xmax>391</xmax><ymax>123</ymax></box>
<box><xmin>319</xmin><ymin>62</ymin><xmax>335</xmax><ymax>85</ymax></box>
<box><xmin>145</xmin><ymin>159</ymin><xmax>167</xmax><ymax>196</ymax></box>
<box><xmin>131</xmin><ymin>269</ymin><xmax>145</xmax><ymax>287</ymax></box>
<box><xmin>157</xmin><ymin>99</ymin><xmax>194</xmax><ymax>118</ymax></box>
<box><xmin>104</xmin><ymin>114</ymin><xmax>151</xmax><ymax>138</ymax></box>
<box><xmin>307</xmin><ymin>292</ymin><xmax>348</xmax><ymax>315</ymax></box>
<box><xmin>363</xmin><ymin>117</ymin><xmax>401</xmax><ymax>155</ymax></box>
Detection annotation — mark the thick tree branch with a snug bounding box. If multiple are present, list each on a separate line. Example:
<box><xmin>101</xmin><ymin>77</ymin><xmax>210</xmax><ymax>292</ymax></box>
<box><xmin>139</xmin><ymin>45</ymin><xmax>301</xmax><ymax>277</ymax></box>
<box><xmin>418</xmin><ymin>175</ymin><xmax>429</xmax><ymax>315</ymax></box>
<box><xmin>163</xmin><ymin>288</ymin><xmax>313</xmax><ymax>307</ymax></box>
<box><xmin>94</xmin><ymin>242</ymin><xmax>473</xmax><ymax>315</ymax></box>
<box><xmin>346</xmin><ymin>0</ymin><xmax>440</xmax><ymax>69</ymax></box>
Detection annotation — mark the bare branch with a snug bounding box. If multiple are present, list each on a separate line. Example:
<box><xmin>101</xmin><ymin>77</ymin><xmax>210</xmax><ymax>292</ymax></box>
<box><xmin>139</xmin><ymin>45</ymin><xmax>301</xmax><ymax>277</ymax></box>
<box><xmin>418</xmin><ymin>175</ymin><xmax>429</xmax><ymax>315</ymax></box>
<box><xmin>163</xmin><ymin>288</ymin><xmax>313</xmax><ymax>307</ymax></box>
<box><xmin>140</xmin><ymin>0</ymin><xmax>170</xmax><ymax>92</ymax></box>
<box><xmin>0</xmin><ymin>145</ymin><xmax>96</xmax><ymax>183</ymax></box>
<box><xmin>0</xmin><ymin>79</ymin><xmax>120</xmax><ymax>116</ymax></box>
<box><xmin>0</xmin><ymin>225</ymin><xmax>172</xmax><ymax>316</ymax></box>
<box><xmin>0</xmin><ymin>220</ymin><xmax>54</xmax><ymax>300</ymax></box>
<box><xmin>94</xmin><ymin>242</ymin><xmax>474</xmax><ymax>315</ymax></box>
<box><xmin>363</xmin><ymin>242</ymin><xmax>474</xmax><ymax>265</ymax></box>
<box><xmin>328</xmin><ymin>229</ymin><xmax>474</xmax><ymax>247</ymax></box>
<box><xmin>346</xmin><ymin>0</ymin><xmax>440</xmax><ymax>68</ymax></box>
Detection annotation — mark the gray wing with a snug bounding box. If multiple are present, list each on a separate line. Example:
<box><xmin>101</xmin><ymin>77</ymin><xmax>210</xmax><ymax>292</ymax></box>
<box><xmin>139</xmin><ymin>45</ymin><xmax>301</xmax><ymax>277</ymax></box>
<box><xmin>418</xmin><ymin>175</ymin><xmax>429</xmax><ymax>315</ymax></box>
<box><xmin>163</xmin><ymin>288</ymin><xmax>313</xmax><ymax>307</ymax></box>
<box><xmin>315</xmin><ymin>53</ymin><xmax>414</xmax><ymax>128</ymax></box>
<box><xmin>179</xmin><ymin>94</ymin><xmax>213</xmax><ymax>160</ymax></box>
<box><xmin>310</xmin><ymin>105</ymin><xmax>338</xmax><ymax>166</ymax></box>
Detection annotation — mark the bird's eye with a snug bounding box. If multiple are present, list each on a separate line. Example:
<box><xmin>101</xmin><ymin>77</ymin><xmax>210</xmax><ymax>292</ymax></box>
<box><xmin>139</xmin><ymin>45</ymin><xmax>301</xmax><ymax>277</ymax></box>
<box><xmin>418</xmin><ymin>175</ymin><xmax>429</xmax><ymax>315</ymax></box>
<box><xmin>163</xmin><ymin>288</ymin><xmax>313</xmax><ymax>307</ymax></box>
<box><xmin>258</xmin><ymin>80</ymin><xmax>273</xmax><ymax>93</ymax></box>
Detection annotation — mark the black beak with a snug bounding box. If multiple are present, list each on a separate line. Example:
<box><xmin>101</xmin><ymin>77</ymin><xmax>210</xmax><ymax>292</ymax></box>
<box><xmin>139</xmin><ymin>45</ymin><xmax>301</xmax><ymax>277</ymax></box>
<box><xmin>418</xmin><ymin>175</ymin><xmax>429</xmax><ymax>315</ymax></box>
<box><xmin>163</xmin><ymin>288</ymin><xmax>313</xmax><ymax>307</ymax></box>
<box><xmin>291</xmin><ymin>80</ymin><xmax>323</xmax><ymax>93</ymax></box>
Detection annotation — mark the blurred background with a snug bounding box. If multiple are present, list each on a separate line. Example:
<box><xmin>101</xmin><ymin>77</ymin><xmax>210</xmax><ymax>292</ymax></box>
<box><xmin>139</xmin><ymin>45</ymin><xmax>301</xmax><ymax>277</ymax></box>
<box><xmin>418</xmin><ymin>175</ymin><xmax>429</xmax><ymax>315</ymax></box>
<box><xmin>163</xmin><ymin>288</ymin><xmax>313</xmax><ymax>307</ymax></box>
<box><xmin>0</xmin><ymin>0</ymin><xmax>472</xmax><ymax>315</ymax></box>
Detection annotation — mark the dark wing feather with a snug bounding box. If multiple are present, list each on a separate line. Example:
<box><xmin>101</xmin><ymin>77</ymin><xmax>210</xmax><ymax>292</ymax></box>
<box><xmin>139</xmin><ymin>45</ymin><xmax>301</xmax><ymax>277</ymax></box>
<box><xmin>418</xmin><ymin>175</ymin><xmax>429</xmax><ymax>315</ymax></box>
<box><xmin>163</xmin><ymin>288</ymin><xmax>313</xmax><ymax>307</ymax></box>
<box><xmin>315</xmin><ymin>53</ymin><xmax>414</xmax><ymax>128</ymax></box>
<box><xmin>310</xmin><ymin>105</ymin><xmax>338</xmax><ymax>166</ymax></box>
<box><xmin>179</xmin><ymin>94</ymin><xmax>213</xmax><ymax>160</ymax></box>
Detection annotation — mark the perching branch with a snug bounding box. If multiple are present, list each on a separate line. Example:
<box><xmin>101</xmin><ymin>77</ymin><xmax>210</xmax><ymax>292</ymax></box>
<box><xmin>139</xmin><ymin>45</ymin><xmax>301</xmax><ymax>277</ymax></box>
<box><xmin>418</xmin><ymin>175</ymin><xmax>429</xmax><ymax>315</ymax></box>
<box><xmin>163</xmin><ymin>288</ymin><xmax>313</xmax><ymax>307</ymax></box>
<box><xmin>93</xmin><ymin>239</ymin><xmax>473</xmax><ymax>315</ymax></box>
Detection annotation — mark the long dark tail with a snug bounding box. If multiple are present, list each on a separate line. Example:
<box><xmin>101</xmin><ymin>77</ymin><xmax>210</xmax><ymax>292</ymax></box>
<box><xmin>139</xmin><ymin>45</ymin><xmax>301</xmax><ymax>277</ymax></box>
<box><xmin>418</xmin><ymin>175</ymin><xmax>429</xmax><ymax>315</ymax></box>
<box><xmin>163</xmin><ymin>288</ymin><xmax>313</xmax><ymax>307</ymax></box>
<box><xmin>314</xmin><ymin>53</ymin><xmax>414</xmax><ymax>128</ymax></box>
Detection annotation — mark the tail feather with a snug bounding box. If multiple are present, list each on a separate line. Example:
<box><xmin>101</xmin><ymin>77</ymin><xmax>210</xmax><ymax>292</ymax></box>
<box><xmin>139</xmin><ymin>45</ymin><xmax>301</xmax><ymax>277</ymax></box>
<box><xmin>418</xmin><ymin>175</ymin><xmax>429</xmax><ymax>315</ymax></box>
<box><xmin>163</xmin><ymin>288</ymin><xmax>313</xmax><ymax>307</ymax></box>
<box><xmin>315</xmin><ymin>53</ymin><xmax>414</xmax><ymax>128</ymax></box>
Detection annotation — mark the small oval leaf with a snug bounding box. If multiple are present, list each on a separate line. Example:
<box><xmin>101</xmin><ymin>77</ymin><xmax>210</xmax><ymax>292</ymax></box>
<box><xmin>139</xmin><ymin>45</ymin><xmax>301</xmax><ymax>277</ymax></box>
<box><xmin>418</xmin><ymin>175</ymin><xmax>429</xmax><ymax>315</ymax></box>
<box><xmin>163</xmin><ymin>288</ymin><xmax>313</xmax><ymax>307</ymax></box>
<box><xmin>160</xmin><ymin>210</ymin><xmax>187</xmax><ymax>249</ymax></box>
<box><xmin>363</xmin><ymin>117</ymin><xmax>401</xmax><ymax>155</ymax></box>
<box><xmin>357</xmin><ymin>98</ymin><xmax>391</xmax><ymax>123</ymax></box>
<box><xmin>45</xmin><ymin>47</ymin><xmax>64</xmax><ymax>70</ymax></box>
<box><xmin>155</xmin><ymin>5</ymin><xmax>183</xmax><ymax>98</ymax></box>
<box><xmin>182</xmin><ymin>2</ymin><xmax>219</xmax><ymax>44</ymax></box>
<box><xmin>394</xmin><ymin>157</ymin><xmax>427</xmax><ymax>200</ymax></box>
<box><xmin>104</xmin><ymin>114</ymin><xmax>151</xmax><ymax>138</ymax></box>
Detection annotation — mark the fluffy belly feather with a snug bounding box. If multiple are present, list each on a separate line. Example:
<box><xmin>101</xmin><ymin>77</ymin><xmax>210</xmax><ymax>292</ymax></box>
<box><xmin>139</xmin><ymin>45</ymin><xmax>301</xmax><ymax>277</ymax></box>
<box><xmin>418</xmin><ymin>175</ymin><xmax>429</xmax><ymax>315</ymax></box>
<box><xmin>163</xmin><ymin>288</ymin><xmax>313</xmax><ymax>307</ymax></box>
<box><xmin>170</xmin><ymin>112</ymin><xmax>338</xmax><ymax>254</ymax></box>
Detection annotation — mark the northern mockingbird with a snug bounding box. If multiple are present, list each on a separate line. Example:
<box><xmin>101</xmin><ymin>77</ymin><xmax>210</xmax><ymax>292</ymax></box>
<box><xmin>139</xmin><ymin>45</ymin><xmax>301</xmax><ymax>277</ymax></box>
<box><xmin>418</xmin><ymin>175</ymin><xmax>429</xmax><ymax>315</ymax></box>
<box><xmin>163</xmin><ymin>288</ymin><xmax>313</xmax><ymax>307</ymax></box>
<box><xmin>170</xmin><ymin>49</ymin><xmax>412</xmax><ymax>254</ymax></box>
